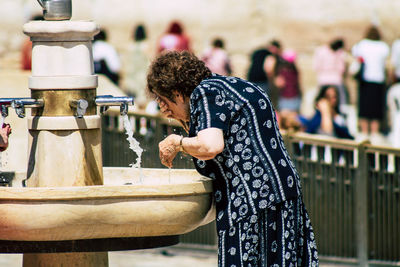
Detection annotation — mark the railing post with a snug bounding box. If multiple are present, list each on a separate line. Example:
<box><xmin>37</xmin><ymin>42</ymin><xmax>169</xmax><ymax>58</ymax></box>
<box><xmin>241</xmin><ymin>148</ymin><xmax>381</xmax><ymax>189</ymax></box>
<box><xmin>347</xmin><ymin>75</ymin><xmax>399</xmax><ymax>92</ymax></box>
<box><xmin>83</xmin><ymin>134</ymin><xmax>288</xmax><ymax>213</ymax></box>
<box><xmin>355</xmin><ymin>141</ymin><xmax>369</xmax><ymax>266</ymax></box>
<box><xmin>281</xmin><ymin>131</ymin><xmax>293</xmax><ymax>156</ymax></box>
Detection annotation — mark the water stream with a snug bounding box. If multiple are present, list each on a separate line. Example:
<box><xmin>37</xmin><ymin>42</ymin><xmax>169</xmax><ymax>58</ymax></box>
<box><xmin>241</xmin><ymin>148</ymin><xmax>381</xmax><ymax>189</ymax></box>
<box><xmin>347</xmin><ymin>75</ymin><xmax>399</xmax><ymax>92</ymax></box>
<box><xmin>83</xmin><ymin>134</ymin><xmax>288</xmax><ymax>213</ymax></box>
<box><xmin>122</xmin><ymin>114</ymin><xmax>144</xmax><ymax>182</ymax></box>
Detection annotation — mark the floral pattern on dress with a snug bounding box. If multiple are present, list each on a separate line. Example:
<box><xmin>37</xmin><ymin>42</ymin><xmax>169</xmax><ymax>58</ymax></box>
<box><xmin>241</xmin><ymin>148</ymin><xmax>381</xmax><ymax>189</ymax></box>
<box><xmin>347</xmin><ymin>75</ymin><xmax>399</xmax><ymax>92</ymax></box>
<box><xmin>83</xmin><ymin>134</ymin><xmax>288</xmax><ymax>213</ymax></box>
<box><xmin>188</xmin><ymin>74</ymin><xmax>318</xmax><ymax>267</ymax></box>
<box><xmin>189</xmin><ymin>74</ymin><xmax>301</xmax><ymax>229</ymax></box>
<box><xmin>218</xmin><ymin>197</ymin><xmax>318</xmax><ymax>267</ymax></box>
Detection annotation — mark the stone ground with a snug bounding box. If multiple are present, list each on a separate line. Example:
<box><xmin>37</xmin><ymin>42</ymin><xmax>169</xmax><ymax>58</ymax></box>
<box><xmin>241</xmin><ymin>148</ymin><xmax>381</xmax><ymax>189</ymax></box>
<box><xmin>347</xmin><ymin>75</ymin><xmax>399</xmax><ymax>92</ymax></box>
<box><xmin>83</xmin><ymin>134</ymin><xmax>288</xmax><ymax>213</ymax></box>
<box><xmin>0</xmin><ymin>245</ymin><xmax>350</xmax><ymax>267</ymax></box>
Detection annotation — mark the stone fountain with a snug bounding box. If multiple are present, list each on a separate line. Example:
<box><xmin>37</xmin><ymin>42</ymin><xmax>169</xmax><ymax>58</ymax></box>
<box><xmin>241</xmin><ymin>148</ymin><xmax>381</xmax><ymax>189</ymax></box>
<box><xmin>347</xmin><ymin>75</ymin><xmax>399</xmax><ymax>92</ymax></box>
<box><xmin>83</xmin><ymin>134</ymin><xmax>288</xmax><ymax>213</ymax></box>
<box><xmin>0</xmin><ymin>4</ymin><xmax>214</xmax><ymax>267</ymax></box>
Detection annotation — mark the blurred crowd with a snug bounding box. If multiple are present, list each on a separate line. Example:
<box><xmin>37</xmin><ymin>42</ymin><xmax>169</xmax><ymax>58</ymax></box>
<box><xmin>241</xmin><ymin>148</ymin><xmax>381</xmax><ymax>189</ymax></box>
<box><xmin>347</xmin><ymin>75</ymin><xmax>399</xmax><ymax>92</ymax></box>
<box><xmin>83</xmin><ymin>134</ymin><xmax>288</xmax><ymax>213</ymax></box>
<box><xmin>19</xmin><ymin>19</ymin><xmax>400</xmax><ymax>147</ymax></box>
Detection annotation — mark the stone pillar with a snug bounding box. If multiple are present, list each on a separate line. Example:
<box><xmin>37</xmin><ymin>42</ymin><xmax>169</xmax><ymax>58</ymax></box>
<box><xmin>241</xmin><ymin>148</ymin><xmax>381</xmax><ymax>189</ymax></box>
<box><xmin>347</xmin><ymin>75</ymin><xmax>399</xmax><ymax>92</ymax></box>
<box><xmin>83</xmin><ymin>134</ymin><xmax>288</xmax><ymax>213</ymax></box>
<box><xmin>23</xmin><ymin>21</ymin><xmax>102</xmax><ymax>187</ymax></box>
<box><xmin>22</xmin><ymin>21</ymin><xmax>106</xmax><ymax>266</ymax></box>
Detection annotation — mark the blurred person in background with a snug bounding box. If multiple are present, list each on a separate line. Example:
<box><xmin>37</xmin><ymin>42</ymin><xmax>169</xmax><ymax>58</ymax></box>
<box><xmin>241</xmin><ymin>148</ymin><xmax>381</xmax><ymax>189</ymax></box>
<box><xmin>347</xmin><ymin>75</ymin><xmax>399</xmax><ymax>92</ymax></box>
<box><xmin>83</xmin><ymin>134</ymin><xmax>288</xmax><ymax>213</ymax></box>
<box><xmin>0</xmin><ymin>124</ymin><xmax>11</xmax><ymax>152</ymax></box>
<box><xmin>263</xmin><ymin>40</ymin><xmax>284</xmax><ymax>109</ymax></box>
<box><xmin>201</xmin><ymin>38</ymin><xmax>232</xmax><ymax>76</ymax></box>
<box><xmin>299</xmin><ymin>85</ymin><xmax>353</xmax><ymax>139</ymax></box>
<box><xmin>386</xmin><ymin>83</ymin><xmax>400</xmax><ymax>147</ymax></box>
<box><xmin>157</xmin><ymin>21</ymin><xmax>191</xmax><ymax>53</ymax></box>
<box><xmin>278</xmin><ymin>110</ymin><xmax>305</xmax><ymax>133</ymax></box>
<box><xmin>351</xmin><ymin>25</ymin><xmax>389</xmax><ymax>143</ymax></box>
<box><xmin>274</xmin><ymin>49</ymin><xmax>302</xmax><ymax>113</ymax></box>
<box><xmin>148</xmin><ymin>51</ymin><xmax>318</xmax><ymax>267</ymax></box>
<box><xmin>313</xmin><ymin>38</ymin><xmax>348</xmax><ymax>108</ymax></box>
<box><xmin>21</xmin><ymin>14</ymin><xmax>43</xmax><ymax>71</ymax></box>
<box><xmin>93</xmin><ymin>28</ymin><xmax>121</xmax><ymax>86</ymax></box>
<box><xmin>390</xmin><ymin>37</ymin><xmax>400</xmax><ymax>84</ymax></box>
<box><xmin>247</xmin><ymin>43</ymin><xmax>272</xmax><ymax>94</ymax></box>
<box><xmin>122</xmin><ymin>24</ymin><xmax>151</xmax><ymax>109</ymax></box>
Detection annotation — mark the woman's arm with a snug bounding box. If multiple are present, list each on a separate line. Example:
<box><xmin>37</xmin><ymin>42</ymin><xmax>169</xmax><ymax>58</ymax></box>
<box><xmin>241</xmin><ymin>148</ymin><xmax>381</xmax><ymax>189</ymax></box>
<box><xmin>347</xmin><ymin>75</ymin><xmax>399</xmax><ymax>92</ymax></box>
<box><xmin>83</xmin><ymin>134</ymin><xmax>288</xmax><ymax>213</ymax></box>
<box><xmin>316</xmin><ymin>98</ymin><xmax>334</xmax><ymax>135</ymax></box>
<box><xmin>263</xmin><ymin>55</ymin><xmax>276</xmax><ymax>79</ymax></box>
<box><xmin>159</xmin><ymin>128</ymin><xmax>224</xmax><ymax>168</ymax></box>
<box><xmin>181</xmin><ymin>128</ymin><xmax>224</xmax><ymax>160</ymax></box>
<box><xmin>0</xmin><ymin>124</ymin><xmax>12</xmax><ymax>152</ymax></box>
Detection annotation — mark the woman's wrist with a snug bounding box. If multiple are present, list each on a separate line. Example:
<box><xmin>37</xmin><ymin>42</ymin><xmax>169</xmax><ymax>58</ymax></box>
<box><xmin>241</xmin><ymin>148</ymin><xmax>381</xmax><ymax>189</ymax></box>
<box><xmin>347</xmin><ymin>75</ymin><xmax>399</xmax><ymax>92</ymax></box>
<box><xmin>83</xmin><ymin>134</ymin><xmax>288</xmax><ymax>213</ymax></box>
<box><xmin>179</xmin><ymin>135</ymin><xmax>185</xmax><ymax>153</ymax></box>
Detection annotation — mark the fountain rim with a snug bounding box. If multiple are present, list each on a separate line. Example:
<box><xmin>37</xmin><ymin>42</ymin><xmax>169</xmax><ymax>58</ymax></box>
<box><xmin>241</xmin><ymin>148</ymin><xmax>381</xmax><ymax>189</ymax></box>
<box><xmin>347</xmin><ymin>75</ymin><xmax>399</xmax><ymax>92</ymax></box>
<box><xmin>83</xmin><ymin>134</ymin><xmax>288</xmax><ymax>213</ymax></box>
<box><xmin>0</xmin><ymin>168</ymin><xmax>213</xmax><ymax>200</ymax></box>
<box><xmin>0</xmin><ymin>182</ymin><xmax>213</xmax><ymax>200</ymax></box>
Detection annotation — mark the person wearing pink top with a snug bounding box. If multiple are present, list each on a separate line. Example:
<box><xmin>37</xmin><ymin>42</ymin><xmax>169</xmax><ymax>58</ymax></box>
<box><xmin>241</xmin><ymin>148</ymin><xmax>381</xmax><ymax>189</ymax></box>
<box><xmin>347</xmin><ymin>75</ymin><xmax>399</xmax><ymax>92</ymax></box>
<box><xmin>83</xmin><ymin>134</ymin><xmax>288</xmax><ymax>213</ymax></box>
<box><xmin>313</xmin><ymin>38</ymin><xmax>348</xmax><ymax>106</ymax></box>
<box><xmin>157</xmin><ymin>21</ymin><xmax>191</xmax><ymax>54</ymax></box>
<box><xmin>201</xmin><ymin>38</ymin><xmax>232</xmax><ymax>76</ymax></box>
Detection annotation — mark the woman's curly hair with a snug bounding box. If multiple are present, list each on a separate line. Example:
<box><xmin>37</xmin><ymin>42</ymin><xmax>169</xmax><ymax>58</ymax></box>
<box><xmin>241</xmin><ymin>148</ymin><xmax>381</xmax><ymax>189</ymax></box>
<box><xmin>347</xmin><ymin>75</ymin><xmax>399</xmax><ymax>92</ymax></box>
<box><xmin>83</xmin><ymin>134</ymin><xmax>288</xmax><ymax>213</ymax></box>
<box><xmin>147</xmin><ymin>51</ymin><xmax>212</xmax><ymax>102</ymax></box>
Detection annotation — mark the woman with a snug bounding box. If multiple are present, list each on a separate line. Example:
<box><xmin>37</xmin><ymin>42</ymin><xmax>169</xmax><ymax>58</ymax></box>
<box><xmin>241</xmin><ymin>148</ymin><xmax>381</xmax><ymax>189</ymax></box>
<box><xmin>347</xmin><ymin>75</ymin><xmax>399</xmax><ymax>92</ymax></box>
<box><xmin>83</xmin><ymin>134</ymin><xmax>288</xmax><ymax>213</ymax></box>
<box><xmin>299</xmin><ymin>85</ymin><xmax>353</xmax><ymax>139</ymax></box>
<box><xmin>201</xmin><ymin>38</ymin><xmax>232</xmax><ymax>76</ymax></box>
<box><xmin>313</xmin><ymin>38</ymin><xmax>348</xmax><ymax>107</ymax></box>
<box><xmin>274</xmin><ymin>49</ymin><xmax>302</xmax><ymax>113</ymax></box>
<box><xmin>351</xmin><ymin>26</ymin><xmax>389</xmax><ymax>141</ymax></box>
<box><xmin>0</xmin><ymin>124</ymin><xmax>11</xmax><ymax>152</ymax></box>
<box><xmin>157</xmin><ymin>21</ymin><xmax>191</xmax><ymax>54</ymax></box>
<box><xmin>147</xmin><ymin>51</ymin><xmax>318</xmax><ymax>267</ymax></box>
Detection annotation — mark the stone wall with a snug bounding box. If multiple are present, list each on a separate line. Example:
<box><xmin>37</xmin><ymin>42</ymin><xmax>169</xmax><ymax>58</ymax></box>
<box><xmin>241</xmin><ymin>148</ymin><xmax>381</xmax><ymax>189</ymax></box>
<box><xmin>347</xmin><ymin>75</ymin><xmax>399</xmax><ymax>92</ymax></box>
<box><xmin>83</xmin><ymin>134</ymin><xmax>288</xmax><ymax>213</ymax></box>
<box><xmin>1</xmin><ymin>0</ymin><xmax>400</xmax><ymax>91</ymax></box>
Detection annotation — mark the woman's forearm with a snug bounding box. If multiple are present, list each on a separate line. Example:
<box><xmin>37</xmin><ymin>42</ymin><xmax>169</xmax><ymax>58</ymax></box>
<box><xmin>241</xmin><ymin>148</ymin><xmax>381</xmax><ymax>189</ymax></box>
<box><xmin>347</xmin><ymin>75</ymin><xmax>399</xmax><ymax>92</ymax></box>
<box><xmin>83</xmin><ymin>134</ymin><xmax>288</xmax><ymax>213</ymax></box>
<box><xmin>180</xmin><ymin>128</ymin><xmax>224</xmax><ymax>160</ymax></box>
<box><xmin>319</xmin><ymin>113</ymin><xmax>334</xmax><ymax>134</ymax></box>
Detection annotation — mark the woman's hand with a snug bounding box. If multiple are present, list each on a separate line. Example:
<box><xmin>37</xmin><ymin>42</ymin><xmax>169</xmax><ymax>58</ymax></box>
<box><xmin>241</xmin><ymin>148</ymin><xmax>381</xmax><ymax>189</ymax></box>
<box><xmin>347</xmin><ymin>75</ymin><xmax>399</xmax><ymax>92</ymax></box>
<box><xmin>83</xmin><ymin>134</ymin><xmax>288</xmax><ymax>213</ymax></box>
<box><xmin>0</xmin><ymin>124</ymin><xmax>12</xmax><ymax>152</ymax></box>
<box><xmin>156</xmin><ymin>97</ymin><xmax>173</xmax><ymax>118</ymax></box>
<box><xmin>316</xmin><ymin>98</ymin><xmax>332</xmax><ymax>117</ymax></box>
<box><xmin>159</xmin><ymin>128</ymin><xmax>225</xmax><ymax>168</ymax></box>
<box><xmin>274</xmin><ymin>75</ymin><xmax>286</xmax><ymax>88</ymax></box>
<box><xmin>159</xmin><ymin>134</ymin><xmax>181</xmax><ymax>168</ymax></box>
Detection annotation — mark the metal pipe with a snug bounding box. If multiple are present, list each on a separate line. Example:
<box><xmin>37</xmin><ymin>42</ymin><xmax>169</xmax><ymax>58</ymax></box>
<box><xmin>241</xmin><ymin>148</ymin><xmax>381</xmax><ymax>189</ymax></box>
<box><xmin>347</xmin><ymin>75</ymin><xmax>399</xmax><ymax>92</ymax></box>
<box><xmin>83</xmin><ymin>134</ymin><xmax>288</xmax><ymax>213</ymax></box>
<box><xmin>0</xmin><ymin>97</ymin><xmax>42</xmax><ymax>118</ymax></box>
<box><xmin>0</xmin><ymin>98</ymin><xmax>29</xmax><ymax>107</ymax></box>
<box><xmin>95</xmin><ymin>95</ymin><xmax>134</xmax><ymax>116</ymax></box>
<box><xmin>11</xmin><ymin>98</ymin><xmax>44</xmax><ymax>118</ymax></box>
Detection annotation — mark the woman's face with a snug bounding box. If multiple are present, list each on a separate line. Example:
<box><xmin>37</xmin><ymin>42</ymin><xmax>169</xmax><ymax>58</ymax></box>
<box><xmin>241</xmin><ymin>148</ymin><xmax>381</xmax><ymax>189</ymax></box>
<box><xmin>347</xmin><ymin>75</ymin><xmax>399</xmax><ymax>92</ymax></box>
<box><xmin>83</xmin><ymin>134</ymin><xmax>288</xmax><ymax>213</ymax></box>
<box><xmin>324</xmin><ymin>87</ymin><xmax>338</xmax><ymax>108</ymax></box>
<box><xmin>155</xmin><ymin>92</ymin><xmax>190</xmax><ymax>122</ymax></box>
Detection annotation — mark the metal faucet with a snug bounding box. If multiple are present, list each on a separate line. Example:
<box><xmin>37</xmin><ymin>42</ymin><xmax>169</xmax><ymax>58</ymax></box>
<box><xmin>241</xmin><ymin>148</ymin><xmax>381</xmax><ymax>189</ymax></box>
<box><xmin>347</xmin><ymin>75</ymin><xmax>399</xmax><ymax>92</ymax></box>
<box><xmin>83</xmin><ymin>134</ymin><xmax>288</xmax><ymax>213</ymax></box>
<box><xmin>1</xmin><ymin>105</ymin><xmax>9</xmax><ymax>118</ymax></box>
<box><xmin>69</xmin><ymin>99</ymin><xmax>89</xmax><ymax>118</ymax></box>
<box><xmin>11</xmin><ymin>98</ymin><xmax>44</xmax><ymax>118</ymax></box>
<box><xmin>0</xmin><ymin>98</ymin><xmax>44</xmax><ymax>118</ymax></box>
<box><xmin>0</xmin><ymin>98</ymin><xmax>15</xmax><ymax>117</ymax></box>
<box><xmin>95</xmin><ymin>95</ymin><xmax>134</xmax><ymax>116</ymax></box>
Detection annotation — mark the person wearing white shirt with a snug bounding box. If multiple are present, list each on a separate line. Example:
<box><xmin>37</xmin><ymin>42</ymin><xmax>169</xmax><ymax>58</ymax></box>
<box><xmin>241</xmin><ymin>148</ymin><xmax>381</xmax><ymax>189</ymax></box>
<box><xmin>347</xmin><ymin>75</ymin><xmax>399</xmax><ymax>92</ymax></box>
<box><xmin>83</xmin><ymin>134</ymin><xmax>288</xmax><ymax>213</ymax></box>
<box><xmin>93</xmin><ymin>29</ymin><xmax>121</xmax><ymax>85</ymax></box>
<box><xmin>351</xmin><ymin>26</ymin><xmax>389</xmax><ymax>140</ymax></box>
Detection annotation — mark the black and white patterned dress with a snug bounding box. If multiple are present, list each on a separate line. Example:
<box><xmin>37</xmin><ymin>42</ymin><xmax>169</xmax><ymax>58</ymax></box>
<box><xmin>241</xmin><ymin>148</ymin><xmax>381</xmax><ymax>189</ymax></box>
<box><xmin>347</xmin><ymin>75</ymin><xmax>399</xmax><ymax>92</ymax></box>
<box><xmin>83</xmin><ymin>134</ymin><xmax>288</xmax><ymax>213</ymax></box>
<box><xmin>189</xmin><ymin>74</ymin><xmax>318</xmax><ymax>267</ymax></box>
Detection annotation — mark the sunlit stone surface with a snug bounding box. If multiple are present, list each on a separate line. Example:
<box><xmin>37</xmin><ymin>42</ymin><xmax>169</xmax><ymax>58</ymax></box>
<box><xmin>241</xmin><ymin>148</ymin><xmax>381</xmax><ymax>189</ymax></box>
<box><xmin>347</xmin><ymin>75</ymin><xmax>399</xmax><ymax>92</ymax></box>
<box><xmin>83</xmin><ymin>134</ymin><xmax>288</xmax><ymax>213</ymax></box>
<box><xmin>0</xmin><ymin>168</ymin><xmax>214</xmax><ymax>241</ymax></box>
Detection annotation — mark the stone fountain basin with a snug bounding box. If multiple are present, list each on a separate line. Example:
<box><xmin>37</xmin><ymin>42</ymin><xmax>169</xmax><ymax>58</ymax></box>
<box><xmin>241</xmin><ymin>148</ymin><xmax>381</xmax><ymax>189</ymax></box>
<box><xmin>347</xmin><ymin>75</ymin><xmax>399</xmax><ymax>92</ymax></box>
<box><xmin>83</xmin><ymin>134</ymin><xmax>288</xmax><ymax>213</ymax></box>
<box><xmin>0</xmin><ymin>168</ymin><xmax>215</xmax><ymax>242</ymax></box>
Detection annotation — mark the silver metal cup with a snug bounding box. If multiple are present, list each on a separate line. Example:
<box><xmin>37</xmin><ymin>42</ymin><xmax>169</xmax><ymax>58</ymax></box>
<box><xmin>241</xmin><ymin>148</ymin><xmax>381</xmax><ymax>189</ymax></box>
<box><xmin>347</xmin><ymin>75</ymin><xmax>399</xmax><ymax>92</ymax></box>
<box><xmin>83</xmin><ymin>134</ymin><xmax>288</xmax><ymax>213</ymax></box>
<box><xmin>37</xmin><ymin>0</ymin><xmax>72</xmax><ymax>21</ymax></box>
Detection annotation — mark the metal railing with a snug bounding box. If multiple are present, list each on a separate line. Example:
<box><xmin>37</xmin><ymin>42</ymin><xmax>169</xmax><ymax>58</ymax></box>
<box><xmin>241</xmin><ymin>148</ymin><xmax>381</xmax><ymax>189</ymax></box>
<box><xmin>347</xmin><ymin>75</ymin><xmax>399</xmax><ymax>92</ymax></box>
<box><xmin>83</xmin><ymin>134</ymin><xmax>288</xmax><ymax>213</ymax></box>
<box><xmin>101</xmin><ymin>112</ymin><xmax>400</xmax><ymax>266</ymax></box>
<box><xmin>364</xmin><ymin>145</ymin><xmax>400</xmax><ymax>264</ymax></box>
<box><xmin>283</xmin><ymin>132</ymin><xmax>400</xmax><ymax>266</ymax></box>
